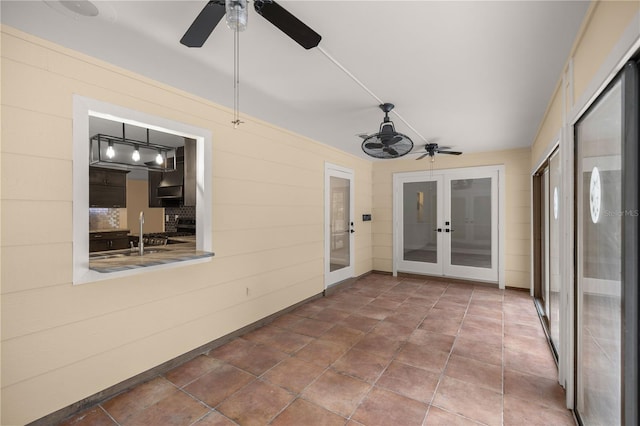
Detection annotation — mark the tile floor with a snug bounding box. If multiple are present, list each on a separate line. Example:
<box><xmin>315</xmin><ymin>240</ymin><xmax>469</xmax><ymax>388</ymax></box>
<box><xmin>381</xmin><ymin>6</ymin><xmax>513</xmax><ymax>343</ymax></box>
<box><xmin>60</xmin><ymin>274</ymin><xmax>575</xmax><ymax>426</ymax></box>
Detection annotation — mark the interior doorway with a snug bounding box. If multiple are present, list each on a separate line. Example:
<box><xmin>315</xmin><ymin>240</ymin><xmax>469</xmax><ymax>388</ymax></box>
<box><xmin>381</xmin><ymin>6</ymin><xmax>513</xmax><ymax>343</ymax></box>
<box><xmin>393</xmin><ymin>165</ymin><xmax>502</xmax><ymax>285</ymax></box>
<box><xmin>324</xmin><ymin>163</ymin><xmax>355</xmax><ymax>288</ymax></box>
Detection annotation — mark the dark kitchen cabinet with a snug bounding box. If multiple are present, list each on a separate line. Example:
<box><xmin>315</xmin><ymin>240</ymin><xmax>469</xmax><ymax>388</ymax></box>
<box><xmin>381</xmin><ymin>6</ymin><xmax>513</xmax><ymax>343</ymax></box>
<box><xmin>89</xmin><ymin>230</ymin><xmax>130</xmax><ymax>252</ymax></box>
<box><xmin>148</xmin><ymin>169</ymin><xmax>163</xmax><ymax>208</ymax></box>
<box><xmin>89</xmin><ymin>167</ymin><xmax>128</xmax><ymax>208</ymax></box>
<box><xmin>183</xmin><ymin>138</ymin><xmax>196</xmax><ymax>206</ymax></box>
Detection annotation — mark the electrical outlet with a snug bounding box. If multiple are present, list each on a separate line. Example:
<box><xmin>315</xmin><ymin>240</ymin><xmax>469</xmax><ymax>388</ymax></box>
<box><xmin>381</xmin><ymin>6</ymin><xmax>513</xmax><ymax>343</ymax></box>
<box><xmin>165</xmin><ymin>215</ymin><xmax>169</xmax><ymax>222</ymax></box>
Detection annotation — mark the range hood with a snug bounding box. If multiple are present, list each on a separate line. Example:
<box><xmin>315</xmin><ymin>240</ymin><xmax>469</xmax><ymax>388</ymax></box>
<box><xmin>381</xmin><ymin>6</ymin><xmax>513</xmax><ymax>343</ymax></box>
<box><xmin>149</xmin><ymin>139</ymin><xmax>197</xmax><ymax>207</ymax></box>
<box><xmin>156</xmin><ymin>185</ymin><xmax>183</xmax><ymax>199</ymax></box>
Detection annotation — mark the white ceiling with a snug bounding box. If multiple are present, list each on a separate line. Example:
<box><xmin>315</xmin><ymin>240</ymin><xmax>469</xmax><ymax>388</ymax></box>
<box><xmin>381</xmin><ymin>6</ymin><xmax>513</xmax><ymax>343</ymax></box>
<box><xmin>1</xmin><ymin>0</ymin><xmax>590</xmax><ymax>160</ymax></box>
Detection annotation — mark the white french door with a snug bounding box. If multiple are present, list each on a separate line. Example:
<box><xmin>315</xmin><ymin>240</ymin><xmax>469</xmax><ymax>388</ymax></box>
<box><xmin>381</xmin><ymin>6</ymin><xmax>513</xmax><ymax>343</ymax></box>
<box><xmin>324</xmin><ymin>163</ymin><xmax>355</xmax><ymax>288</ymax></box>
<box><xmin>393</xmin><ymin>166</ymin><xmax>501</xmax><ymax>284</ymax></box>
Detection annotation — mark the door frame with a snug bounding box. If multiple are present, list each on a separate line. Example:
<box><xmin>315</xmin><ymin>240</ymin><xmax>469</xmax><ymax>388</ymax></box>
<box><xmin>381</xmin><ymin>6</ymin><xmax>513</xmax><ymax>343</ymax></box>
<box><xmin>392</xmin><ymin>165</ymin><xmax>505</xmax><ymax>288</ymax></box>
<box><xmin>324</xmin><ymin>162</ymin><xmax>355</xmax><ymax>288</ymax></box>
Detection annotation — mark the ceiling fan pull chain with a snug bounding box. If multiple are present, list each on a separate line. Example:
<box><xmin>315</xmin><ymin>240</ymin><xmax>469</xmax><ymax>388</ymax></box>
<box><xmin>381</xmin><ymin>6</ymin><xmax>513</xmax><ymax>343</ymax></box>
<box><xmin>232</xmin><ymin>27</ymin><xmax>244</xmax><ymax>128</ymax></box>
<box><xmin>234</xmin><ymin>27</ymin><xmax>238</xmax><ymax>126</ymax></box>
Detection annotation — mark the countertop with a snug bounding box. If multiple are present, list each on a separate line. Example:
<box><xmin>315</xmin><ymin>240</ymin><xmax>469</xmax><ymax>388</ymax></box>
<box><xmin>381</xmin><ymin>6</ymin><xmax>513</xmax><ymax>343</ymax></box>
<box><xmin>90</xmin><ymin>229</ymin><xmax>130</xmax><ymax>234</ymax></box>
<box><xmin>89</xmin><ymin>240</ymin><xmax>213</xmax><ymax>273</ymax></box>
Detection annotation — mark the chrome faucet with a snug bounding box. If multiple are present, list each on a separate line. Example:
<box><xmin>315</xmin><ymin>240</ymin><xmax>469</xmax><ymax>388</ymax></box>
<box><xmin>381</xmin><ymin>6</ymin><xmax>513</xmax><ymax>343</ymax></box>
<box><xmin>139</xmin><ymin>211</ymin><xmax>145</xmax><ymax>255</ymax></box>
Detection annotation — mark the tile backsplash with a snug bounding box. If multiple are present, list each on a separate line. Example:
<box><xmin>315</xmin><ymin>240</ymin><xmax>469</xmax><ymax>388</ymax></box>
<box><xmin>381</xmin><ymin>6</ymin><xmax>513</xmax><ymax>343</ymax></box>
<box><xmin>89</xmin><ymin>208</ymin><xmax>121</xmax><ymax>230</ymax></box>
<box><xmin>89</xmin><ymin>206</ymin><xmax>194</xmax><ymax>232</ymax></box>
<box><xmin>165</xmin><ymin>206</ymin><xmax>196</xmax><ymax>232</ymax></box>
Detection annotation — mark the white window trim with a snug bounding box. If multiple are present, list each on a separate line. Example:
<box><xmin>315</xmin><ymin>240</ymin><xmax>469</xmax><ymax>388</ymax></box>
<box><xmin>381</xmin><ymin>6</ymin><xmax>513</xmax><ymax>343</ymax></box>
<box><xmin>72</xmin><ymin>95</ymin><xmax>213</xmax><ymax>285</ymax></box>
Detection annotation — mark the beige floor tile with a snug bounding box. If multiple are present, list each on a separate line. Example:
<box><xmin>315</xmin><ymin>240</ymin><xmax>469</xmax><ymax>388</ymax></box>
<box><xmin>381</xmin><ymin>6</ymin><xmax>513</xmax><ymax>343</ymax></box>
<box><xmin>55</xmin><ymin>275</ymin><xmax>569</xmax><ymax>426</ymax></box>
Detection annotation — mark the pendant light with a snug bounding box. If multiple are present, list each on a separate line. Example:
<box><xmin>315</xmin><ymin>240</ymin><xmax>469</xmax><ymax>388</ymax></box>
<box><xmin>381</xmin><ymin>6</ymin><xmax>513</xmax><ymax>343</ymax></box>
<box><xmin>131</xmin><ymin>145</ymin><xmax>141</xmax><ymax>162</ymax></box>
<box><xmin>106</xmin><ymin>141</ymin><xmax>115</xmax><ymax>159</ymax></box>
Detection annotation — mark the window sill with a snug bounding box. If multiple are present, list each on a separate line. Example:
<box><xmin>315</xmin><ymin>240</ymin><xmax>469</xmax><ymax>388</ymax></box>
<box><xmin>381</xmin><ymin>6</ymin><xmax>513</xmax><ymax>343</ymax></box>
<box><xmin>89</xmin><ymin>246</ymin><xmax>214</xmax><ymax>273</ymax></box>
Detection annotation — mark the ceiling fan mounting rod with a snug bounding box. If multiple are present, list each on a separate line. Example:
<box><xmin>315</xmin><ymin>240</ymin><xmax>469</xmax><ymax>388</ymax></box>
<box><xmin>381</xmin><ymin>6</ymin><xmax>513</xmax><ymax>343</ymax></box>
<box><xmin>317</xmin><ymin>46</ymin><xmax>429</xmax><ymax>143</ymax></box>
<box><xmin>380</xmin><ymin>103</ymin><xmax>394</xmax><ymax>122</ymax></box>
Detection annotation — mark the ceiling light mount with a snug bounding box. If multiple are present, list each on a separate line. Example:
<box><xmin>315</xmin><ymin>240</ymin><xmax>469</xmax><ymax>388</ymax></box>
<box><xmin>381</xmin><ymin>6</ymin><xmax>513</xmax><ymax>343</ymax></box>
<box><xmin>380</xmin><ymin>103</ymin><xmax>394</xmax><ymax>116</ymax></box>
<box><xmin>226</xmin><ymin>0</ymin><xmax>248</xmax><ymax>31</ymax></box>
<box><xmin>59</xmin><ymin>0</ymin><xmax>99</xmax><ymax>17</ymax></box>
<box><xmin>43</xmin><ymin>0</ymin><xmax>116</xmax><ymax>21</ymax></box>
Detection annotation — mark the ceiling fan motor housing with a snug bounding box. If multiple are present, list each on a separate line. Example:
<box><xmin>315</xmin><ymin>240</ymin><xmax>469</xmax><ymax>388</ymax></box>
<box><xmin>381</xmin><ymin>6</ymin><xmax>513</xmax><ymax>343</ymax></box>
<box><xmin>379</xmin><ymin>122</ymin><xmax>395</xmax><ymax>135</ymax></box>
<box><xmin>181</xmin><ymin>0</ymin><xmax>321</xmax><ymax>49</ymax></box>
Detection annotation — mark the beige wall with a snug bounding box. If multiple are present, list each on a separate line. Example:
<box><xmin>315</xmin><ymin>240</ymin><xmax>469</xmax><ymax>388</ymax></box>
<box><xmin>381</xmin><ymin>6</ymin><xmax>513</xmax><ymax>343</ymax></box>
<box><xmin>531</xmin><ymin>0</ymin><xmax>640</xmax><ymax>166</ymax></box>
<box><xmin>126</xmin><ymin>179</ymin><xmax>164</xmax><ymax>234</ymax></box>
<box><xmin>0</xmin><ymin>26</ymin><xmax>372</xmax><ymax>424</ymax></box>
<box><xmin>371</xmin><ymin>148</ymin><xmax>531</xmax><ymax>289</ymax></box>
<box><xmin>572</xmin><ymin>0</ymin><xmax>639</xmax><ymax>107</ymax></box>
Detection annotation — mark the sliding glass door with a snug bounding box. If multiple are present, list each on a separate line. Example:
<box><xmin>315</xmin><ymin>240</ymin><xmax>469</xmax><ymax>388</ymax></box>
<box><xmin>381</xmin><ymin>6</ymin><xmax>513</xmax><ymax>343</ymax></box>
<box><xmin>576</xmin><ymin>76</ymin><xmax>622</xmax><ymax>426</ymax></box>
<box><xmin>548</xmin><ymin>151</ymin><xmax>561</xmax><ymax>353</ymax></box>
<box><xmin>533</xmin><ymin>149</ymin><xmax>561</xmax><ymax>361</ymax></box>
<box><xmin>575</xmin><ymin>59</ymin><xmax>639</xmax><ymax>426</ymax></box>
<box><xmin>534</xmin><ymin>148</ymin><xmax>561</xmax><ymax>359</ymax></box>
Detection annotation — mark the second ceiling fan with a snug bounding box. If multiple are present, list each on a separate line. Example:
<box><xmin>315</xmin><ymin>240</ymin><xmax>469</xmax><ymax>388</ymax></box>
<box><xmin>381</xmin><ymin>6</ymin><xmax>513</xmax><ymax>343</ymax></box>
<box><xmin>414</xmin><ymin>143</ymin><xmax>462</xmax><ymax>161</ymax></box>
<box><xmin>180</xmin><ymin>0</ymin><xmax>321</xmax><ymax>49</ymax></box>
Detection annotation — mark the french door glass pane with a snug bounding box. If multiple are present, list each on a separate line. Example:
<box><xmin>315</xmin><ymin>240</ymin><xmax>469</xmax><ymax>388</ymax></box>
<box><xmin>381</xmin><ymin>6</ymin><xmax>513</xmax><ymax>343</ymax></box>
<box><xmin>329</xmin><ymin>176</ymin><xmax>350</xmax><ymax>272</ymax></box>
<box><xmin>403</xmin><ymin>181</ymin><xmax>437</xmax><ymax>263</ymax></box>
<box><xmin>576</xmin><ymin>80</ymin><xmax>621</xmax><ymax>425</ymax></box>
<box><xmin>450</xmin><ymin>178</ymin><xmax>491</xmax><ymax>268</ymax></box>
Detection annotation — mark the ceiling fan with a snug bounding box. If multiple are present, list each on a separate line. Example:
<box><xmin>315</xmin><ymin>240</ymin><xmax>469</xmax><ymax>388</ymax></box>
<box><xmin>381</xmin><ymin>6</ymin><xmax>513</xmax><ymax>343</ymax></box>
<box><xmin>180</xmin><ymin>0</ymin><xmax>321</xmax><ymax>49</ymax></box>
<box><xmin>414</xmin><ymin>143</ymin><xmax>463</xmax><ymax>161</ymax></box>
<box><xmin>360</xmin><ymin>103</ymin><xmax>414</xmax><ymax>159</ymax></box>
